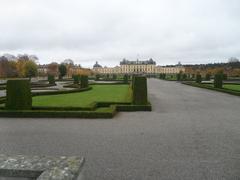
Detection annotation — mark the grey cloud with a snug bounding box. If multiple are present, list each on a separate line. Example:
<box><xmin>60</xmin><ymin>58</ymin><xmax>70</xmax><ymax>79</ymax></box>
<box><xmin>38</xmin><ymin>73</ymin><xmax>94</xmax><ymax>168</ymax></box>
<box><xmin>0</xmin><ymin>0</ymin><xmax>240</xmax><ymax>67</ymax></box>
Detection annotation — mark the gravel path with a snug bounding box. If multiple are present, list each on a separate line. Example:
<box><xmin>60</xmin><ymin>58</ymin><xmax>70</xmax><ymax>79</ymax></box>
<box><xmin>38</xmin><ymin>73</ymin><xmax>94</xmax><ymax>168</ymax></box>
<box><xmin>0</xmin><ymin>79</ymin><xmax>239</xmax><ymax>180</ymax></box>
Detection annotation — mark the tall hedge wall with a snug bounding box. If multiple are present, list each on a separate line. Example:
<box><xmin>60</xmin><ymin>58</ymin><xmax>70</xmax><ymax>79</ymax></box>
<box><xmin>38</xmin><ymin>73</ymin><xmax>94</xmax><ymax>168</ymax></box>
<box><xmin>80</xmin><ymin>75</ymin><xmax>88</xmax><ymax>88</ymax></box>
<box><xmin>6</xmin><ymin>79</ymin><xmax>32</xmax><ymax>110</ymax></box>
<box><xmin>132</xmin><ymin>76</ymin><xmax>148</xmax><ymax>105</ymax></box>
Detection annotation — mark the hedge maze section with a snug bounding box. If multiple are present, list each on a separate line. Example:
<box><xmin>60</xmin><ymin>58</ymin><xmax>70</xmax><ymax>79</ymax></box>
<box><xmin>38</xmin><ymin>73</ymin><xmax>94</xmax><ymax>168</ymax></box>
<box><xmin>0</xmin><ymin>82</ymin><xmax>152</xmax><ymax>118</ymax></box>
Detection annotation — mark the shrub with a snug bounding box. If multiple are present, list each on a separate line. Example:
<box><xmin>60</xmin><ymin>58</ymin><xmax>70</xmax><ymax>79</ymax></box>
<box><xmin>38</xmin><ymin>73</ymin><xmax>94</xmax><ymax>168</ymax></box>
<box><xmin>73</xmin><ymin>75</ymin><xmax>80</xmax><ymax>84</ymax></box>
<box><xmin>214</xmin><ymin>74</ymin><xmax>223</xmax><ymax>88</ymax></box>
<box><xmin>162</xmin><ymin>74</ymin><xmax>166</xmax><ymax>79</ymax></box>
<box><xmin>58</xmin><ymin>64</ymin><xmax>67</xmax><ymax>79</ymax></box>
<box><xmin>48</xmin><ymin>75</ymin><xmax>55</xmax><ymax>85</ymax></box>
<box><xmin>223</xmin><ymin>74</ymin><xmax>228</xmax><ymax>80</ymax></box>
<box><xmin>196</xmin><ymin>74</ymin><xmax>202</xmax><ymax>83</ymax></box>
<box><xmin>80</xmin><ymin>75</ymin><xmax>88</xmax><ymax>88</ymax></box>
<box><xmin>132</xmin><ymin>76</ymin><xmax>148</xmax><ymax>105</ymax></box>
<box><xmin>182</xmin><ymin>74</ymin><xmax>187</xmax><ymax>80</ymax></box>
<box><xmin>159</xmin><ymin>74</ymin><xmax>162</xmax><ymax>79</ymax></box>
<box><xmin>123</xmin><ymin>74</ymin><xmax>129</xmax><ymax>83</ymax></box>
<box><xmin>205</xmin><ymin>73</ymin><xmax>211</xmax><ymax>81</ymax></box>
<box><xmin>95</xmin><ymin>74</ymin><xmax>100</xmax><ymax>81</ymax></box>
<box><xmin>112</xmin><ymin>74</ymin><xmax>117</xmax><ymax>80</ymax></box>
<box><xmin>177</xmin><ymin>73</ymin><xmax>181</xmax><ymax>81</ymax></box>
<box><xmin>6</xmin><ymin>79</ymin><xmax>32</xmax><ymax>110</ymax></box>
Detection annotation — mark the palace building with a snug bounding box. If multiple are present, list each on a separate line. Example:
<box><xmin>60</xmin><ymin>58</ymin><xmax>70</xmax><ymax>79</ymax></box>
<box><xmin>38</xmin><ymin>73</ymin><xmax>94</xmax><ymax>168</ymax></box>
<box><xmin>93</xmin><ymin>59</ymin><xmax>185</xmax><ymax>74</ymax></box>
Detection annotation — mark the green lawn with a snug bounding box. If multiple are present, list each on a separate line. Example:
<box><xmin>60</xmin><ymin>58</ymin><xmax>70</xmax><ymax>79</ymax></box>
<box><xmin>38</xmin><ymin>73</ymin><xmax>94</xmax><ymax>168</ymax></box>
<box><xmin>204</xmin><ymin>83</ymin><xmax>240</xmax><ymax>92</ymax></box>
<box><xmin>223</xmin><ymin>84</ymin><xmax>240</xmax><ymax>91</ymax></box>
<box><xmin>33</xmin><ymin>84</ymin><xmax>131</xmax><ymax>107</ymax></box>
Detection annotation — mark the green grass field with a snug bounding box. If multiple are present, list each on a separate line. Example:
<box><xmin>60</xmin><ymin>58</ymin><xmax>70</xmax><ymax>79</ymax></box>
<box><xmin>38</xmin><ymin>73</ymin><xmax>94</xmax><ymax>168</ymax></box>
<box><xmin>223</xmin><ymin>84</ymin><xmax>240</xmax><ymax>91</ymax></box>
<box><xmin>205</xmin><ymin>83</ymin><xmax>240</xmax><ymax>92</ymax></box>
<box><xmin>33</xmin><ymin>84</ymin><xmax>131</xmax><ymax>107</ymax></box>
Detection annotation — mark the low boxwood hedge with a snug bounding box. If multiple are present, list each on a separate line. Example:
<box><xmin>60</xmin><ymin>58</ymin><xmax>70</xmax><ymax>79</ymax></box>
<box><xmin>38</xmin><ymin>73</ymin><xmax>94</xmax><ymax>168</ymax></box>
<box><xmin>116</xmin><ymin>103</ymin><xmax>152</xmax><ymax>111</ymax></box>
<box><xmin>0</xmin><ymin>107</ymin><xmax>116</xmax><ymax>118</ymax></box>
<box><xmin>90</xmin><ymin>82</ymin><xmax>129</xmax><ymax>85</ymax></box>
<box><xmin>0</xmin><ymin>86</ymin><xmax>5</xmax><ymax>90</ymax></box>
<box><xmin>32</xmin><ymin>87</ymin><xmax>92</xmax><ymax>96</ymax></box>
<box><xmin>0</xmin><ymin>97</ymin><xmax>5</xmax><ymax>104</ymax></box>
<box><xmin>182</xmin><ymin>82</ymin><xmax>240</xmax><ymax>96</ymax></box>
<box><xmin>63</xmin><ymin>84</ymin><xmax>81</xmax><ymax>88</ymax></box>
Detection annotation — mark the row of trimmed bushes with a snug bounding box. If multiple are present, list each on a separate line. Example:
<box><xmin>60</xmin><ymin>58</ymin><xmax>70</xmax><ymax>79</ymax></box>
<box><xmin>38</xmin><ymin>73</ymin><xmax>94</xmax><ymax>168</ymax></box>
<box><xmin>32</xmin><ymin>87</ymin><xmax>92</xmax><ymax>96</ymax></box>
<box><xmin>194</xmin><ymin>73</ymin><xmax>224</xmax><ymax>88</ymax></box>
<box><xmin>0</xmin><ymin>102</ymin><xmax>152</xmax><ymax>118</ymax></box>
<box><xmin>0</xmin><ymin>107</ymin><xmax>116</xmax><ymax>118</ymax></box>
<box><xmin>73</xmin><ymin>75</ymin><xmax>89</xmax><ymax>88</ymax></box>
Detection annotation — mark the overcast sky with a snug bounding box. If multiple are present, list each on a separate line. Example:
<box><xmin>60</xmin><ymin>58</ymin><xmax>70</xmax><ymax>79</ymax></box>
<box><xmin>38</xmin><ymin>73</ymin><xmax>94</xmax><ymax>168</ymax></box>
<box><xmin>0</xmin><ymin>0</ymin><xmax>240</xmax><ymax>67</ymax></box>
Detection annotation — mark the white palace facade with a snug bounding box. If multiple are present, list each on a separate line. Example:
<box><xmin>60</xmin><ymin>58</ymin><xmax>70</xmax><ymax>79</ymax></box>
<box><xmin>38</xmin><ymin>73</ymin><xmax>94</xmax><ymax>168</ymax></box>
<box><xmin>92</xmin><ymin>59</ymin><xmax>185</xmax><ymax>75</ymax></box>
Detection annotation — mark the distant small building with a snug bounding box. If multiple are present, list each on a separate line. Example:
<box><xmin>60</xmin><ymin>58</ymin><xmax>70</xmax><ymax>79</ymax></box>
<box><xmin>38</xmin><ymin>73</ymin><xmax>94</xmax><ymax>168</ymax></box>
<box><xmin>37</xmin><ymin>65</ymin><xmax>48</xmax><ymax>76</ymax></box>
<box><xmin>92</xmin><ymin>59</ymin><xmax>185</xmax><ymax>74</ymax></box>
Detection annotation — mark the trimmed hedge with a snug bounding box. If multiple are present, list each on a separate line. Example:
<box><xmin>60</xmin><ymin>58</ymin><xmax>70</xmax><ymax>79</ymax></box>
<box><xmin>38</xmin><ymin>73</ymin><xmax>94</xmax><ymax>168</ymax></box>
<box><xmin>0</xmin><ymin>86</ymin><xmax>5</xmax><ymax>90</ymax></box>
<box><xmin>95</xmin><ymin>74</ymin><xmax>100</xmax><ymax>81</ymax></box>
<box><xmin>48</xmin><ymin>75</ymin><xmax>55</xmax><ymax>85</ymax></box>
<box><xmin>116</xmin><ymin>103</ymin><xmax>152</xmax><ymax>111</ymax></box>
<box><xmin>177</xmin><ymin>73</ymin><xmax>181</xmax><ymax>81</ymax></box>
<box><xmin>196</xmin><ymin>74</ymin><xmax>202</xmax><ymax>83</ymax></box>
<box><xmin>123</xmin><ymin>74</ymin><xmax>129</xmax><ymax>83</ymax></box>
<box><xmin>132</xmin><ymin>76</ymin><xmax>148</xmax><ymax>105</ymax></box>
<box><xmin>182</xmin><ymin>82</ymin><xmax>240</xmax><ymax>96</ymax></box>
<box><xmin>214</xmin><ymin>74</ymin><xmax>223</xmax><ymax>88</ymax></box>
<box><xmin>73</xmin><ymin>75</ymin><xmax>80</xmax><ymax>84</ymax></box>
<box><xmin>0</xmin><ymin>107</ymin><xmax>116</xmax><ymax>119</ymax></box>
<box><xmin>32</xmin><ymin>87</ymin><xmax>92</xmax><ymax>96</ymax></box>
<box><xmin>6</xmin><ymin>79</ymin><xmax>32</xmax><ymax>110</ymax></box>
<box><xmin>80</xmin><ymin>75</ymin><xmax>88</xmax><ymax>88</ymax></box>
<box><xmin>0</xmin><ymin>97</ymin><xmax>6</xmax><ymax>104</ymax></box>
<box><xmin>63</xmin><ymin>84</ymin><xmax>81</xmax><ymax>88</ymax></box>
<box><xmin>205</xmin><ymin>73</ymin><xmax>211</xmax><ymax>81</ymax></box>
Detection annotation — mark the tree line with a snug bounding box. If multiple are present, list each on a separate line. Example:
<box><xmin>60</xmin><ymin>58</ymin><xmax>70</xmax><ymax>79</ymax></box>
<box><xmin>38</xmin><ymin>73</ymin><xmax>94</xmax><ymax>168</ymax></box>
<box><xmin>0</xmin><ymin>54</ymin><xmax>38</xmax><ymax>79</ymax></box>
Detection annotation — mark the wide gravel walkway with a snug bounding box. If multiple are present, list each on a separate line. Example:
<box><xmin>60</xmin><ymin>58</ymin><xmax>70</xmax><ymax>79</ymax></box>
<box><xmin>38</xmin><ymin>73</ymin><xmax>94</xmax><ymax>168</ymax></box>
<box><xmin>0</xmin><ymin>79</ymin><xmax>239</xmax><ymax>180</ymax></box>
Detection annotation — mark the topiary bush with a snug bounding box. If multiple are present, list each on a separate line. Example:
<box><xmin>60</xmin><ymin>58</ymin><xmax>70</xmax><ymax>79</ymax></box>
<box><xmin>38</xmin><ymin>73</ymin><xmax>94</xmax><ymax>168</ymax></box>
<box><xmin>80</xmin><ymin>75</ymin><xmax>88</xmax><ymax>88</ymax></box>
<box><xmin>132</xmin><ymin>76</ymin><xmax>148</xmax><ymax>105</ymax></box>
<box><xmin>95</xmin><ymin>74</ymin><xmax>100</xmax><ymax>81</ymax></box>
<box><xmin>6</xmin><ymin>79</ymin><xmax>32</xmax><ymax>110</ymax></box>
<box><xmin>177</xmin><ymin>73</ymin><xmax>181</xmax><ymax>81</ymax></box>
<box><xmin>214</xmin><ymin>74</ymin><xmax>223</xmax><ymax>88</ymax></box>
<box><xmin>112</xmin><ymin>74</ymin><xmax>117</xmax><ymax>80</ymax></box>
<box><xmin>196</xmin><ymin>74</ymin><xmax>202</xmax><ymax>83</ymax></box>
<box><xmin>182</xmin><ymin>74</ymin><xmax>187</xmax><ymax>80</ymax></box>
<box><xmin>205</xmin><ymin>73</ymin><xmax>211</xmax><ymax>81</ymax></box>
<box><xmin>48</xmin><ymin>75</ymin><xmax>55</xmax><ymax>85</ymax></box>
<box><xmin>162</xmin><ymin>74</ymin><xmax>166</xmax><ymax>79</ymax></box>
<box><xmin>223</xmin><ymin>74</ymin><xmax>228</xmax><ymax>80</ymax></box>
<box><xmin>73</xmin><ymin>75</ymin><xmax>80</xmax><ymax>84</ymax></box>
<box><xmin>123</xmin><ymin>74</ymin><xmax>129</xmax><ymax>83</ymax></box>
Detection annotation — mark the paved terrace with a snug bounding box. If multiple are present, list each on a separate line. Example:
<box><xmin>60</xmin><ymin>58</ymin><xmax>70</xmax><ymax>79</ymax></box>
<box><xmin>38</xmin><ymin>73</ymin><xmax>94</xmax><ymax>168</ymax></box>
<box><xmin>0</xmin><ymin>79</ymin><xmax>239</xmax><ymax>180</ymax></box>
